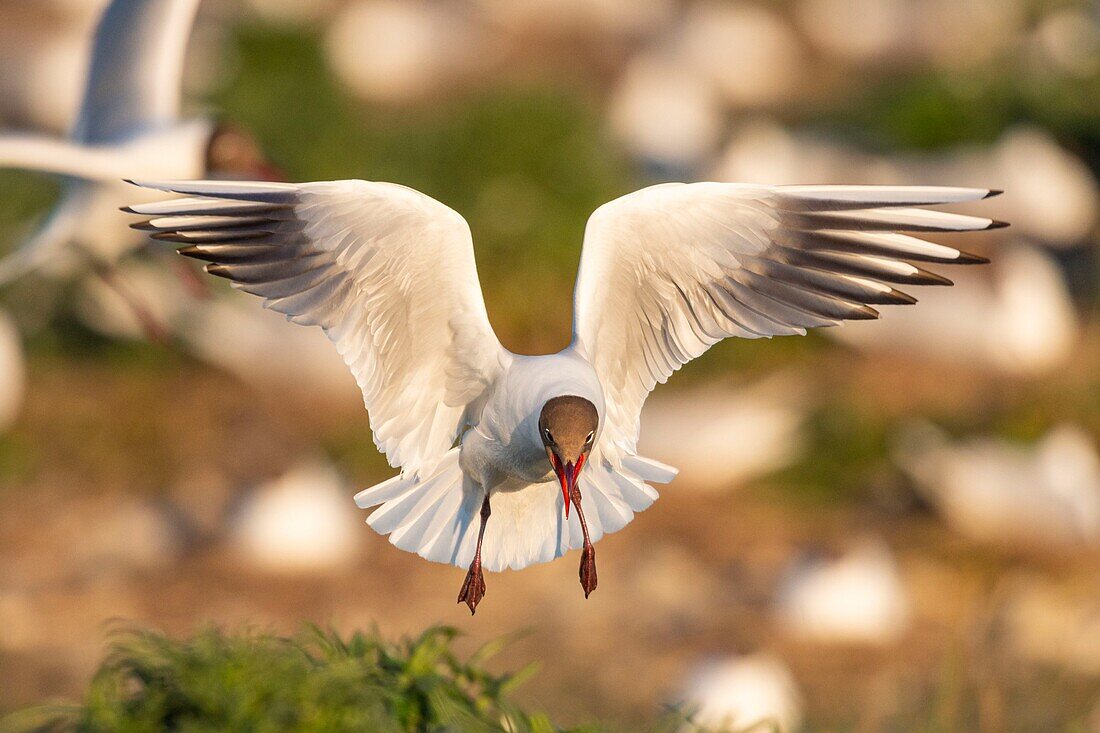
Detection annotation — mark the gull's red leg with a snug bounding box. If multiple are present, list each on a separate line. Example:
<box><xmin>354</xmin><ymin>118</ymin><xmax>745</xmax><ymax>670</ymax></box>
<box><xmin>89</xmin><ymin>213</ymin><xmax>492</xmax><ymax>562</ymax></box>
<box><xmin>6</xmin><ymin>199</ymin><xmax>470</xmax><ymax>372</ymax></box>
<box><xmin>457</xmin><ymin>493</ymin><xmax>491</xmax><ymax>614</ymax></box>
<box><xmin>570</xmin><ymin>484</ymin><xmax>598</xmax><ymax>598</ymax></box>
<box><xmin>91</xmin><ymin>261</ymin><xmax>169</xmax><ymax>344</ymax></box>
<box><xmin>172</xmin><ymin>256</ymin><xmax>212</xmax><ymax>300</ymax></box>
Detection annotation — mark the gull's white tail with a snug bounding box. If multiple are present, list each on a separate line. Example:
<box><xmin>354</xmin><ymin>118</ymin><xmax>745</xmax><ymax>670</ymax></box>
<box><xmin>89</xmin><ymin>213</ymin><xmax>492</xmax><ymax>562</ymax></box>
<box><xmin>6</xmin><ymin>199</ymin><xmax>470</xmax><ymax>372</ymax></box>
<box><xmin>354</xmin><ymin>449</ymin><xmax>676</xmax><ymax>572</ymax></box>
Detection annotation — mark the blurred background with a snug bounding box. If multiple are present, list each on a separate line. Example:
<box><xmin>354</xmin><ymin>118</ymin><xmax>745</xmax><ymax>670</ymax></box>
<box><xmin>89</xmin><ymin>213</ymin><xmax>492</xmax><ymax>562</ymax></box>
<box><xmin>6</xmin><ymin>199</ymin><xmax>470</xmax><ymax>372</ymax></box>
<box><xmin>0</xmin><ymin>0</ymin><xmax>1098</xmax><ymax>729</ymax></box>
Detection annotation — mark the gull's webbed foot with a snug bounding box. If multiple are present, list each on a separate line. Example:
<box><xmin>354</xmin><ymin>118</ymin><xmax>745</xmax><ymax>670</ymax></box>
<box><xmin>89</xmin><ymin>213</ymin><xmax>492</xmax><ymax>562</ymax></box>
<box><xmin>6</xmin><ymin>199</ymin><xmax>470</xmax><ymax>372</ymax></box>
<box><xmin>579</xmin><ymin>543</ymin><xmax>598</xmax><ymax>598</ymax></box>
<box><xmin>457</xmin><ymin>560</ymin><xmax>487</xmax><ymax>614</ymax></box>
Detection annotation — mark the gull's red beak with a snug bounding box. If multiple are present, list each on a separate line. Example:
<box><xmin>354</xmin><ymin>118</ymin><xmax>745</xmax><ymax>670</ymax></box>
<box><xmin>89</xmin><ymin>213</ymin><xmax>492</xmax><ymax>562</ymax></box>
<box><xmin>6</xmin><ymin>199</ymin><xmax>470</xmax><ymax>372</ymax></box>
<box><xmin>551</xmin><ymin>452</ymin><xmax>585</xmax><ymax>520</ymax></box>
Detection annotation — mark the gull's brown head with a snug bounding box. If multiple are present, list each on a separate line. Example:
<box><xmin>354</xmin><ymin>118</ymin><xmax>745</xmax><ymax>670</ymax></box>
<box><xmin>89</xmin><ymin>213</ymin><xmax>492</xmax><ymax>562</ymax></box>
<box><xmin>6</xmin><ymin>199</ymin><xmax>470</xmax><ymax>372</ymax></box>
<box><xmin>205</xmin><ymin>123</ymin><xmax>285</xmax><ymax>181</ymax></box>
<box><xmin>539</xmin><ymin>395</ymin><xmax>598</xmax><ymax>520</ymax></box>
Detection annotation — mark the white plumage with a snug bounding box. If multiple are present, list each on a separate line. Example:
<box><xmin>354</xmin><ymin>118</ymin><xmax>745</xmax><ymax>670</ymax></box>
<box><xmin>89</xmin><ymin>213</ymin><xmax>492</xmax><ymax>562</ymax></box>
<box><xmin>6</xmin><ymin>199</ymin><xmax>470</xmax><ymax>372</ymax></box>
<box><xmin>128</xmin><ymin>178</ymin><xmax>1001</xmax><ymax>603</ymax></box>
<box><xmin>0</xmin><ymin>0</ymin><xmax>211</xmax><ymax>282</ymax></box>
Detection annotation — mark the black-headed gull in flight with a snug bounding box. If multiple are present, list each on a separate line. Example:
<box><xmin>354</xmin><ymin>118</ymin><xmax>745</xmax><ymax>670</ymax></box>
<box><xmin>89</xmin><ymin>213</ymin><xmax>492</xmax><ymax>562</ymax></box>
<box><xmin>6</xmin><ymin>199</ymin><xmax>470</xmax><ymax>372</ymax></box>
<box><xmin>127</xmin><ymin>178</ymin><xmax>1003</xmax><ymax>612</ymax></box>
<box><xmin>0</xmin><ymin>0</ymin><xmax>275</xmax><ymax>291</ymax></box>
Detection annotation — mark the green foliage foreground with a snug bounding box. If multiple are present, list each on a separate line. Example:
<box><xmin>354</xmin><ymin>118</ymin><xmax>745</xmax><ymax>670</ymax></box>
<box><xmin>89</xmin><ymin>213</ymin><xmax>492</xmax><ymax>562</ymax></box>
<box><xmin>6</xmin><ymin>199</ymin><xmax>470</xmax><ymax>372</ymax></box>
<box><xmin>3</xmin><ymin>626</ymin><xmax>684</xmax><ymax>733</ymax></box>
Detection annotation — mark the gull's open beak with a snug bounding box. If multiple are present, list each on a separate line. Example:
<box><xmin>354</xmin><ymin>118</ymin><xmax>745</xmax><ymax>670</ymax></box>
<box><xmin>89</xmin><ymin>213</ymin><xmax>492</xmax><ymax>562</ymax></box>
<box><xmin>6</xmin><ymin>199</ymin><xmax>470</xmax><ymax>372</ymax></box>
<box><xmin>549</xmin><ymin>451</ymin><xmax>585</xmax><ymax>520</ymax></box>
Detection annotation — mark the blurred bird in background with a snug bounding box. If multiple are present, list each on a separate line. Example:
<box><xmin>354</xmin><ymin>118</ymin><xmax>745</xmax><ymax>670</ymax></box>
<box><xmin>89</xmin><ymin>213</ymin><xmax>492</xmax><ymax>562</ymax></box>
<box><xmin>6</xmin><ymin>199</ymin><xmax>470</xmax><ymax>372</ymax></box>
<box><xmin>0</xmin><ymin>0</ymin><xmax>277</xmax><ymax>336</ymax></box>
<box><xmin>129</xmin><ymin>179</ymin><xmax>1003</xmax><ymax>612</ymax></box>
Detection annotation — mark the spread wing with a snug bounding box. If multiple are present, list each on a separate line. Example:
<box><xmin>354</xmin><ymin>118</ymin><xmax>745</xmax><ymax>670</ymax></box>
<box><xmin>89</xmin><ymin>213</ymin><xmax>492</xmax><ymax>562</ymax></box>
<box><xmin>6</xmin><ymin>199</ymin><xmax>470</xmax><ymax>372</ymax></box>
<box><xmin>128</xmin><ymin>179</ymin><xmax>510</xmax><ymax>477</ymax></box>
<box><xmin>572</xmin><ymin>183</ymin><xmax>1004</xmax><ymax>465</ymax></box>
<box><xmin>74</xmin><ymin>0</ymin><xmax>201</xmax><ymax>142</ymax></box>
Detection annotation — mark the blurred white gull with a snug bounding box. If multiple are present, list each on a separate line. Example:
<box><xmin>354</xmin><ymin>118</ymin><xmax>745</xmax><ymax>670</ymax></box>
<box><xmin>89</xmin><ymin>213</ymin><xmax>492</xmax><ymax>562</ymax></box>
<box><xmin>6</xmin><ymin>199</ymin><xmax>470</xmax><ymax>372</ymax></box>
<box><xmin>75</xmin><ymin>258</ymin><xmax>355</xmax><ymax>400</ymax></box>
<box><xmin>1031</xmin><ymin>7</ymin><xmax>1100</xmax><ymax>78</ymax></box>
<box><xmin>475</xmin><ymin>0</ymin><xmax>674</xmax><ymax>36</ymax></box>
<box><xmin>638</xmin><ymin>376</ymin><xmax>808</xmax><ymax>492</ymax></box>
<box><xmin>676</xmin><ymin>2</ymin><xmax>803</xmax><ymax>108</ymax></box>
<box><xmin>325</xmin><ymin>0</ymin><xmax>485</xmax><ymax>103</ymax></box>
<box><xmin>798</xmin><ymin>0</ymin><xmax>1027</xmax><ymax>68</ymax></box>
<box><xmin>775</xmin><ymin>540</ymin><xmax>911</xmax><ymax>645</ymax></box>
<box><xmin>795</xmin><ymin>0</ymin><xmax>911</xmax><ymax>64</ymax></box>
<box><xmin>896</xmin><ymin>423</ymin><xmax>1100</xmax><ymax>550</ymax></box>
<box><xmin>989</xmin><ymin>126</ymin><xmax>1098</xmax><ymax>247</ymax></box>
<box><xmin>716</xmin><ymin>121</ymin><xmax>1097</xmax><ymax>247</ymax></box>
<box><xmin>608</xmin><ymin>52</ymin><xmax>724</xmax><ymax>171</ymax></box>
<box><xmin>231</xmin><ymin>460</ymin><xmax>361</xmax><ymax>573</ymax></box>
<box><xmin>680</xmin><ymin>654</ymin><xmax>803</xmax><ymax>733</ymax></box>
<box><xmin>0</xmin><ymin>0</ymin><xmax>275</xmax><ymax>287</ymax></box>
<box><xmin>830</xmin><ymin>243</ymin><xmax>1077</xmax><ymax>376</ymax></box>
<box><xmin>129</xmin><ymin>178</ymin><xmax>1003</xmax><ymax>613</ymax></box>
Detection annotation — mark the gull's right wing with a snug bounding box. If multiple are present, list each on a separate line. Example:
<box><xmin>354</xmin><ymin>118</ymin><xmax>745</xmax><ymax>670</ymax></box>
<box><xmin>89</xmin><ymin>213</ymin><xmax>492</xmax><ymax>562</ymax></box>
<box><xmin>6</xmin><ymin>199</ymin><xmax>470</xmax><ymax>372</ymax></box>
<box><xmin>128</xmin><ymin>179</ymin><xmax>511</xmax><ymax>478</ymax></box>
<box><xmin>572</xmin><ymin>183</ymin><xmax>1004</xmax><ymax>467</ymax></box>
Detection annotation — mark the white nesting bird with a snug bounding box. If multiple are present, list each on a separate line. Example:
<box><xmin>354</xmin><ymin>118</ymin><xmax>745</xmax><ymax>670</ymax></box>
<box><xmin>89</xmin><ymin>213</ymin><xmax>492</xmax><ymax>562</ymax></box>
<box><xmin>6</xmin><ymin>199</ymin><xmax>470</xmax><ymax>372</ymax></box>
<box><xmin>680</xmin><ymin>654</ymin><xmax>803</xmax><ymax>733</ymax></box>
<box><xmin>0</xmin><ymin>0</ymin><xmax>274</xmax><ymax>287</ymax></box>
<box><xmin>897</xmin><ymin>423</ymin><xmax>1100</xmax><ymax>549</ymax></box>
<box><xmin>127</xmin><ymin>178</ymin><xmax>1004</xmax><ymax>613</ymax></box>
<box><xmin>775</xmin><ymin>541</ymin><xmax>911</xmax><ymax>645</ymax></box>
<box><xmin>232</xmin><ymin>460</ymin><xmax>361</xmax><ymax>573</ymax></box>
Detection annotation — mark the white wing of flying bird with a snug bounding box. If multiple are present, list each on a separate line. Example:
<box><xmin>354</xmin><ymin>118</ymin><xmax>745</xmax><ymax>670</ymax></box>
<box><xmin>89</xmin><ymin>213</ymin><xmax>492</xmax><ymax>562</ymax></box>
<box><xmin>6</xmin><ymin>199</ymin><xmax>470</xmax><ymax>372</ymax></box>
<box><xmin>127</xmin><ymin>179</ymin><xmax>511</xmax><ymax>478</ymax></box>
<box><xmin>130</xmin><ymin>179</ymin><xmax>1002</xmax><ymax>613</ymax></box>
<box><xmin>573</xmin><ymin>183</ymin><xmax>1001</xmax><ymax>469</ymax></box>
<box><xmin>0</xmin><ymin>0</ymin><xmax>209</xmax><ymax>284</ymax></box>
<box><xmin>73</xmin><ymin>0</ymin><xmax>202</xmax><ymax>144</ymax></box>
<box><xmin>0</xmin><ymin>133</ymin><xmax>144</xmax><ymax>181</ymax></box>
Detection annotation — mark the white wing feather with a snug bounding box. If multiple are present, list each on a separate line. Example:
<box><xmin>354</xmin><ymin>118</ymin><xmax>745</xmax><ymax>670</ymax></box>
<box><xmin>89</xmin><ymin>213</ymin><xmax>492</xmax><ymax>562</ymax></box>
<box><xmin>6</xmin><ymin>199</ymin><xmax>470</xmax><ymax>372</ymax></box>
<box><xmin>129</xmin><ymin>179</ymin><xmax>509</xmax><ymax>477</ymax></box>
<box><xmin>573</xmin><ymin>183</ymin><xmax>1002</xmax><ymax>465</ymax></box>
<box><xmin>0</xmin><ymin>133</ymin><xmax>135</xmax><ymax>180</ymax></box>
<box><xmin>74</xmin><ymin>0</ymin><xmax>201</xmax><ymax>142</ymax></box>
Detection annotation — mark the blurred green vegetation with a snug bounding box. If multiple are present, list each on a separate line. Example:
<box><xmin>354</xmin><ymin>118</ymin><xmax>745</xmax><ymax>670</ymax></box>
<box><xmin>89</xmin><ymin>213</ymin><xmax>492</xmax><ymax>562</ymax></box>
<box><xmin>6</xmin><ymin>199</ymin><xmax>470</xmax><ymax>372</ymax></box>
<box><xmin>1</xmin><ymin>626</ymin><xmax>683</xmax><ymax>733</ymax></box>
<box><xmin>5</xmin><ymin>624</ymin><xmax>1092</xmax><ymax>732</ymax></box>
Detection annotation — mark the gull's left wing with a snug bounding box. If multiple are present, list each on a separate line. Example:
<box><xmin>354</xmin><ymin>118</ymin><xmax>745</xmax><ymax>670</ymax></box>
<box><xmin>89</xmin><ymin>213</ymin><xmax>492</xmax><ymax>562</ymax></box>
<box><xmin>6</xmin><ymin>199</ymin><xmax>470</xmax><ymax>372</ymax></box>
<box><xmin>572</xmin><ymin>182</ymin><xmax>1003</xmax><ymax>466</ymax></box>
<box><xmin>128</xmin><ymin>179</ymin><xmax>510</xmax><ymax>478</ymax></box>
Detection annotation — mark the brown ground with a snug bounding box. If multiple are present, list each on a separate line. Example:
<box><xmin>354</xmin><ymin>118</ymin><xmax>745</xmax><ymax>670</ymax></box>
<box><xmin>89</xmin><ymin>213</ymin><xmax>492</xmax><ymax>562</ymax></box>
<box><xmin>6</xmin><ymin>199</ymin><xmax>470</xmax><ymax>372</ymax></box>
<box><xmin>1</xmin><ymin>346</ymin><xmax>1099</xmax><ymax>730</ymax></box>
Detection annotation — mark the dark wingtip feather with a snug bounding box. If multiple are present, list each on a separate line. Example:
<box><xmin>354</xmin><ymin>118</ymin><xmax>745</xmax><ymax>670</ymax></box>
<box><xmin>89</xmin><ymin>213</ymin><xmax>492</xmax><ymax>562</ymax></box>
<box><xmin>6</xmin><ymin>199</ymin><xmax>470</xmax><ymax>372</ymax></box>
<box><xmin>955</xmin><ymin>251</ymin><xmax>991</xmax><ymax>265</ymax></box>
<box><xmin>888</xmin><ymin>289</ymin><xmax>918</xmax><ymax>305</ymax></box>
<box><xmin>986</xmin><ymin>219</ymin><xmax>1010</xmax><ymax>230</ymax></box>
<box><xmin>119</xmin><ymin>205</ymin><xmax>137</xmax><ymax>214</ymax></box>
<box><xmin>204</xmin><ymin>263</ymin><xmax>233</xmax><ymax>280</ymax></box>
<box><xmin>850</xmin><ymin>304</ymin><xmax>880</xmax><ymax>320</ymax></box>
<box><xmin>130</xmin><ymin>220</ymin><xmax>158</xmax><ymax>232</ymax></box>
<box><xmin>149</xmin><ymin>231</ymin><xmax>193</xmax><ymax>243</ymax></box>
<box><xmin>177</xmin><ymin>245</ymin><xmax>217</xmax><ymax>262</ymax></box>
<box><xmin>983</xmin><ymin>189</ymin><xmax>1004</xmax><ymax>199</ymax></box>
<box><xmin>907</xmin><ymin>267</ymin><xmax>953</xmax><ymax>286</ymax></box>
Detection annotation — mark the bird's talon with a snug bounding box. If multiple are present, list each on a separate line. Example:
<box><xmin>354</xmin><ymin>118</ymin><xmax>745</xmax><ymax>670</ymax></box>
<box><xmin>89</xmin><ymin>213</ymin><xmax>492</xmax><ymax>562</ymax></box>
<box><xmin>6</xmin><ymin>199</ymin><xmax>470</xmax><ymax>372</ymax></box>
<box><xmin>579</xmin><ymin>544</ymin><xmax>597</xmax><ymax>598</ymax></box>
<box><xmin>457</xmin><ymin>561</ymin><xmax>486</xmax><ymax>614</ymax></box>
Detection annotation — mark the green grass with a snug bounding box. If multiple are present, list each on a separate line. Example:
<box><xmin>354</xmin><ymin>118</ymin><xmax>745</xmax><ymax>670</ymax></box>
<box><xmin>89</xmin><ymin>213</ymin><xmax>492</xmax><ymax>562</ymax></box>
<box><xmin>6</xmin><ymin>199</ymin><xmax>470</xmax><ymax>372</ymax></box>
<box><xmin>2</xmin><ymin>626</ymin><xmax>686</xmax><ymax>733</ymax></box>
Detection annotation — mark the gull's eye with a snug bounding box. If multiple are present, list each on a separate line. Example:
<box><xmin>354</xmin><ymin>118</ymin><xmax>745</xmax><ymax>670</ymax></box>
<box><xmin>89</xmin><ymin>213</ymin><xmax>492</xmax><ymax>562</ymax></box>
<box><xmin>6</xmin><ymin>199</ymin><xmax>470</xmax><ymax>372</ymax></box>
<box><xmin>543</xmin><ymin>428</ymin><xmax>554</xmax><ymax>444</ymax></box>
<box><xmin>585</xmin><ymin>431</ymin><xmax>595</xmax><ymax>444</ymax></box>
